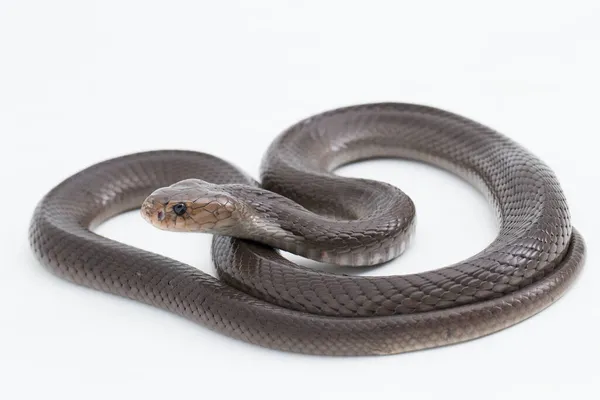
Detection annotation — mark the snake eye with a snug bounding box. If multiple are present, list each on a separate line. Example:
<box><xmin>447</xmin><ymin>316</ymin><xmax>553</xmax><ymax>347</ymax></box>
<box><xmin>172</xmin><ymin>202</ymin><xmax>187</xmax><ymax>216</ymax></box>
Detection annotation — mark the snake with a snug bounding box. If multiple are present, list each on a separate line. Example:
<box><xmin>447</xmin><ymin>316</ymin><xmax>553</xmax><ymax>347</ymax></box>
<box><xmin>29</xmin><ymin>103</ymin><xmax>585</xmax><ymax>356</ymax></box>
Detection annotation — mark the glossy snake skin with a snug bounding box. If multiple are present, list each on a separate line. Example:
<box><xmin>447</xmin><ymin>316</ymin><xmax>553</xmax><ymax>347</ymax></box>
<box><xmin>29</xmin><ymin>103</ymin><xmax>585</xmax><ymax>355</ymax></box>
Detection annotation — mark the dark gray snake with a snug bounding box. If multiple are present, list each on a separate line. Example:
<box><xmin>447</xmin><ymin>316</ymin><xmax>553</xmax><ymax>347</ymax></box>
<box><xmin>29</xmin><ymin>103</ymin><xmax>585</xmax><ymax>356</ymax></box>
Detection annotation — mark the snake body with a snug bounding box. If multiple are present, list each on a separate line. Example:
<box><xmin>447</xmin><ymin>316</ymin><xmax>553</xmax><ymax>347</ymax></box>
<box><xmin>29</xmin><ymin>103</ymin><xmax>585</xmax><ymax>355</ymax></box>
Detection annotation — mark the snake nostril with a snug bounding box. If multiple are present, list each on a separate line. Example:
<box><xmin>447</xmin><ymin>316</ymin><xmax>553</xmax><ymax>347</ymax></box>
<box><xmin>157</xmin><ymin>210</ymin><xmax>165</xmax><ymax>221</ymax></box>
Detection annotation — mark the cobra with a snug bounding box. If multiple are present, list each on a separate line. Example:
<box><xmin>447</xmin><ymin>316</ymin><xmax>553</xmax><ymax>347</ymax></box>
<box><xmin>29</xmin><ymin>103</ymin><xmax>585</xmax><ymax>356</ymax></box>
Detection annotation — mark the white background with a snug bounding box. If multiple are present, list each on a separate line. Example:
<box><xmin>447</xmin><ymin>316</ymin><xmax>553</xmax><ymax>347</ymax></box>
<box><xmin>1</xmin><ymin>1</ymin><xmax>599</xmax><ymax>399</ymax></box>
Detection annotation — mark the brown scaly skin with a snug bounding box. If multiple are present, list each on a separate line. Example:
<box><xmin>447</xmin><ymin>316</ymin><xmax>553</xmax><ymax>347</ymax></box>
<box><xmin>142</xmin><ymin>179</ymin><xmax>242</xmax><ymax>234</ymax></box>
<box><xmin>29</xmin><ymin>103</ymin><xmax>585</xmax><ymax>356</ymax></box>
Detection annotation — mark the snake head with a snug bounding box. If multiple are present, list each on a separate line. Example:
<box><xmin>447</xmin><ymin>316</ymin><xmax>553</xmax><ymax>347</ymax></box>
<box><xmin>141</xmin><ymin>179</ymin><xmax>241</xmax><ymax>233</ymax></box>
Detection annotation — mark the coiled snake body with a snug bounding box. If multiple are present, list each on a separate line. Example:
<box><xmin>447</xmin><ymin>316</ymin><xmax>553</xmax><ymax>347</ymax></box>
<box><xmin>29</xmin><ymin>103</ymin><xmax>585</xmax><ymax>356</ymax></box>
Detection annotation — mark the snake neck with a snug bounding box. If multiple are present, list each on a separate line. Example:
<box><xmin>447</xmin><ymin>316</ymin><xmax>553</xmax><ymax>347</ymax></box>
<box><xmin>225</xmin><ymin>184</ymin><xmax>415</xmax><ymax>267</ymax></box>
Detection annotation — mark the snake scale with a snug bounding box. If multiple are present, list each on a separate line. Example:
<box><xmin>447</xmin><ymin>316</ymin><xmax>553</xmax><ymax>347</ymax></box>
<box><xmin>29</xmin><ymin>103</ymin><xmax>585</xmax><ymax>356</ymax></box>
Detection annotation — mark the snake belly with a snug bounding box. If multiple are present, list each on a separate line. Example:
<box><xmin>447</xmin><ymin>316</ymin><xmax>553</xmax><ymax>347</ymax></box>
<box><xmin>28</xmin><ymin>103</ymin><xmax>585</xmax><ymax>356</ymax></box>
